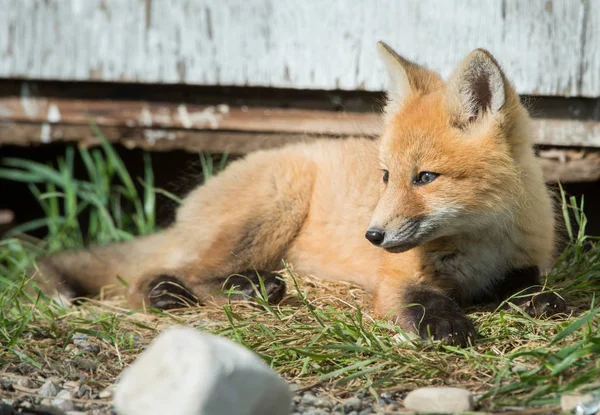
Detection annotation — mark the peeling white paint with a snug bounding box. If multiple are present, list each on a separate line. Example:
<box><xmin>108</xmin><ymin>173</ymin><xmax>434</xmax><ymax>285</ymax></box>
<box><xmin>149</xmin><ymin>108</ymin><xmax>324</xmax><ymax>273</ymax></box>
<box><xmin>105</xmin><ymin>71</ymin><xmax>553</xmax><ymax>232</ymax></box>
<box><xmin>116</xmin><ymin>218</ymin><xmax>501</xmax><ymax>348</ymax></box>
<box><xmin>20</xmin><ymin>83</ymin><xmax>38</xmax><ymax>119</ymax></box>
<box><xmin>143</xmin><ymin>129</ymin><xmax>177</xmax><ymax>144</ymax></box>
<box><xmin>217</xmin><ymin>104</ymin><xmax>230</xmax><ymax>115</ymax></box>
<box><xmin>177</xmin><ymin>105</ymin><xmax>192</xmax><ymax>129</ymax></box>
<box><xmin>139</xmin><ymin>107</ymin><xmax>152</xmax><ymax>127</ymax></box>
<box><xmin>47</xmin><ymin>104</ymin><xmax>61</xmax><ymax>123</ymax></box>
<box><xmin>154</xmin><ymin>109</ymin><xmax>172</xmax><ymax>125</ymax></box>
<box><xmin>187</xmin><ymin>106</ymin><xmax>221</xmax><ymax>129</ymax></box>
<box><xmin>40</xmin><ymin>123</ymin><xmax>51</xmax><ymax>143</ymax></box>
<box><xmin>0</xmin><ymin>0</ymin><xmax>597</xmax><ymax>97</ymax></box>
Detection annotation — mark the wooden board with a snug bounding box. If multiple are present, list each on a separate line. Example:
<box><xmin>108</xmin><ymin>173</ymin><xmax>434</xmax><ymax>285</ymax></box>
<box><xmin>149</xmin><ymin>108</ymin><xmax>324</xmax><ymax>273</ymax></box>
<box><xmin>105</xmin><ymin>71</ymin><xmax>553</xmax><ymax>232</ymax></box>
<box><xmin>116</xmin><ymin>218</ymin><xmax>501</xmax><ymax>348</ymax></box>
<box><xmin>0</xmin><ymin>95</ymin><xmax>382</xmax><ymax>137</ymax></box>
<box><xmin>2</xmin><ymin>121</ymin><xmax>599</xmax><ymax>184</ymax></box>
<box><xmin>0</xmin><ymin>0</ymin><xmax>598</xmax><ymax>97</ymax></box>
<box><xmin>1</xmin><ymin>93</ymin><xmax>599</xmax><ymax>148</ymax></box>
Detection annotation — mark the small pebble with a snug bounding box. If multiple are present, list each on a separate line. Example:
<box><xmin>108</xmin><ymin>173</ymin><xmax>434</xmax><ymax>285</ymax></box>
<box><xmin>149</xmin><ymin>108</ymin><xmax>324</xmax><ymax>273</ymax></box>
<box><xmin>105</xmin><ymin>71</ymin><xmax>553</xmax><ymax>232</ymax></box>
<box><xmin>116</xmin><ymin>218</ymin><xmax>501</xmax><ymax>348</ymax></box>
<box><xmin>38</xmin><ymin>380</ymin><xmax>59</xmax><ymax>397</ymax></box>
<box><xmin>1</xmin><ymin>378</ymin><xmax>14</xmax><ymax>391</ymax></box>
<box><xmin>301</xmin><ymin>393</ymin><xmax>319</xmax><ymax>405</ymax></box>
<box><xmin>76</xmin><ymin>384</ymin><xmax>91</xmax><ymax>399</ymax></box>
<box><xmin>52</xmin><ymin>390</ymin><xmax>75</xmax><ymax>412</ymax></box>
<box><xmin>344</xmin><ymin>396</ymin><xmax>363</xmax><ymax>412</ymax></box>
<box><xmin>403</xmin><ymin>387</ymin><xmax>474</xmax><ymax>413</ymax></box>
<box><xmin>314</xmin><ymin>399</ymin><xmax>333</xmax><ymax>409</ymax></box>
<box><xmin>72</xmin><ymin>334</ymin><xmax>100</xmax><ymax>354</ymax></box>
<box><xmin>98</xmin><ymin>387</ymin><xmax>112</xmax><ymax>399</ymax></box>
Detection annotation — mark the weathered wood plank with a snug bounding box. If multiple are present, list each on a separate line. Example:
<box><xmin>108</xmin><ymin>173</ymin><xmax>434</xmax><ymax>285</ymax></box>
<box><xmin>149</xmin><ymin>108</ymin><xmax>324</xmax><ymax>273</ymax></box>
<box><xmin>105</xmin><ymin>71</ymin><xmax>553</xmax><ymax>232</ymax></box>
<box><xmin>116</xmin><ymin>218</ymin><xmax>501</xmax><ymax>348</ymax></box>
<box><xmin>0</xmin><ymin>0</ymin><xmax>597</xmax><ymax>97</ymax></box>
<box><xmin>537</xmin><ymin>149</ymin><xmax>600</xmax><ymax>183</ymax></box>
<box><xmin>2</xmin><ymin>122</ymin><xmax>599</xmax><ymax>183</ymax></box>
<box><xmin>1</xmin><ymin>94</ymin><xmax>599</xmax><ymax>147</ymax></box>
<box><xmin>0</xmin><ymin>122</ymin><xmax>313</xmax><ymax>154</ymax></box>
<box><xmin>0</xmin><ymin>96</ymin><xmax>382</xmax><ymax>136</ymax></box>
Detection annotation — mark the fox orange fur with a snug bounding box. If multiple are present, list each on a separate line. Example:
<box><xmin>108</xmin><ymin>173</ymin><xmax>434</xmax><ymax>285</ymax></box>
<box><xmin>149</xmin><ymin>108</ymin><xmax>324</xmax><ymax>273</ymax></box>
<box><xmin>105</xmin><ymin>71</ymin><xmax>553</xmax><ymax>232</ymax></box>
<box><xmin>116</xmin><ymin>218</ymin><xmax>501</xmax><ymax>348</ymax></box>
<box><xmin>33</xmin><ymin>42</ymin><xmax>566</xmax><ymax>346</ymax></box>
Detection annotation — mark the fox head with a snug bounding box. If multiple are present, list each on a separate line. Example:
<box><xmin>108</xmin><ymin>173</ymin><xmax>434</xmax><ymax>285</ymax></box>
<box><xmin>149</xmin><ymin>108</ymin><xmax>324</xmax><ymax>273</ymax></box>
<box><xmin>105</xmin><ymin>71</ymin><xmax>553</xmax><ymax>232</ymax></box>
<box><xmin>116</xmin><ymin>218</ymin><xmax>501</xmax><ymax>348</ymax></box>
<box><xmin>366</xmin><ymin>42</ymin><xmax>527</xmax><ymax>252</ymax></box>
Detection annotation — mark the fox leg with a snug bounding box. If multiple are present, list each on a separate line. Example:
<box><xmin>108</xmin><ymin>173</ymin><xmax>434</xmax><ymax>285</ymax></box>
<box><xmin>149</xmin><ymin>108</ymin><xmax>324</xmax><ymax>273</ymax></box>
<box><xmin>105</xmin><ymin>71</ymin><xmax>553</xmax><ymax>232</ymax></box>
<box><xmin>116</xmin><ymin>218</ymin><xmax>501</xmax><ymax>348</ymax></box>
<box><xmin>142</xmin><ymin>270</ymin><xmax>287</xmax><ymax>310</ymax></box>
<box><xmin>122</xmin><ymin>152</ymin><xmax>317</xmax><ymax>308</ymax></box>
<box><xmin>34</xmin><ymin>151</ymin><xmax>316</xmax><ymax>309</ymax></box>
<box><xmin>374</xmin><ymin>274</ymin><xmax>476</xmax><ymax>347</ymax></box>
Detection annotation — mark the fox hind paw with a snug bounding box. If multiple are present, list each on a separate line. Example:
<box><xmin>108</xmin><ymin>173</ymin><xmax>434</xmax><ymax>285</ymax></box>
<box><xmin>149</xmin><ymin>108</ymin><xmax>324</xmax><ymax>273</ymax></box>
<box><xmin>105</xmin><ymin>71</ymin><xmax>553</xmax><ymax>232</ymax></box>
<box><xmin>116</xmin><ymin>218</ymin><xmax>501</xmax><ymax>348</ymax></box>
<box><xmin>418</xmin><ymin>313</ymin><xmax>477</xmax><ymax>347</ymax></box>
<box><xmin>520</xmin><ymin>292</ymin><xmax>569</xmax><ymax>318</ymax></box>
<box><xmin>223</xmin><ymin>270</ymin><xmax>287</xmax><ymax>304</ymax></box>
<box><xmin>148</xmin><ymin>275</ymin><xmax>200</xmax><ymax>310</ymax></box>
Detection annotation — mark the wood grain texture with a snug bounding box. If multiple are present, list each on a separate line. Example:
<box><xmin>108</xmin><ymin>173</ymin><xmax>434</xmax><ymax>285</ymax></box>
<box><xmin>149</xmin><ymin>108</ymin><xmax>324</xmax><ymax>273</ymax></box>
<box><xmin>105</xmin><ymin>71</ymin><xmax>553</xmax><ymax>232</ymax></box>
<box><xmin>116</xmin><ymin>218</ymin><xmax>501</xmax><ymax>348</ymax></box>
<box><xmin>3</xmin><ymin>121</ymin><xmax>598</xmax><ymax>183</ymax></box>
<box><xmin>0</xmin><ymin>0</ymin><xmax>597</xmax><ymax>97</ymax></box>
<box><xmin>1</xmin><ymin>92</ymin><xmax>599</xmax><ymax>147</ymax></box>
<box><xmin>0</xmin><ymin>96</ymin><xmax>382</xmax><ymax>136</ymax></box>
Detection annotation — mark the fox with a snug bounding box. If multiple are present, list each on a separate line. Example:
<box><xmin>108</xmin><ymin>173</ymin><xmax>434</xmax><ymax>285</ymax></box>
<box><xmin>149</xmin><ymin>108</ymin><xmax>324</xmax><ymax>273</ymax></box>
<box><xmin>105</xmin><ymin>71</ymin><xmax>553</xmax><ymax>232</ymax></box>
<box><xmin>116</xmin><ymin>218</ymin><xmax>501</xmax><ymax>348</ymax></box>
<box><xmin>32</xmin><ymin>42</ymin><xmax>567</xmax><ymax>346</ymax></box>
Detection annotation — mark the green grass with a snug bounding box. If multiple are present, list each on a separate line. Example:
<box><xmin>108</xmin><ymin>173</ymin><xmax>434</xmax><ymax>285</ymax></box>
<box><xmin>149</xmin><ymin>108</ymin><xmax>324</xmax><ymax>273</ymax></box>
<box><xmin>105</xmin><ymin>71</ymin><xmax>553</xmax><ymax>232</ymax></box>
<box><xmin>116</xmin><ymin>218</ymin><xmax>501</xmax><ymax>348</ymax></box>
<box><xmin>1</xmin><ymin>134</ymin><xmax>600</xmax><ymax>413</ymax></box>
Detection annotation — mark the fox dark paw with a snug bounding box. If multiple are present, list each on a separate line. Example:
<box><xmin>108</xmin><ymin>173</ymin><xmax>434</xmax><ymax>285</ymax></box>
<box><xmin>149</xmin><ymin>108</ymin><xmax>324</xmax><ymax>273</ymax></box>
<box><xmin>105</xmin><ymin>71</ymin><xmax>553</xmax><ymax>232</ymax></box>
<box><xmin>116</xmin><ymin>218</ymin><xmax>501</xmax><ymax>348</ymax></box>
<box><xmin>418</xmin><ymin>313</ymin><xmax>477</xmax><ymax>347</ymax></box>
<box><xmin>509</xmin><ymin>291</ymin><xmax>569</xmax><ymax>318</ymax></box>
<box><xmin>223</xmin><ymin>270</ymin><xmax>286</xmax><ymax>304</ymax></box>
<box><xmin>148</xmin><ymin>275</ymin><xmax>199</xmax><ymax>310</ymax></box>
<box><xmin>403</xmin><ymin>285</ymin><xmax>477</xmax><ymax>347</ymax></box>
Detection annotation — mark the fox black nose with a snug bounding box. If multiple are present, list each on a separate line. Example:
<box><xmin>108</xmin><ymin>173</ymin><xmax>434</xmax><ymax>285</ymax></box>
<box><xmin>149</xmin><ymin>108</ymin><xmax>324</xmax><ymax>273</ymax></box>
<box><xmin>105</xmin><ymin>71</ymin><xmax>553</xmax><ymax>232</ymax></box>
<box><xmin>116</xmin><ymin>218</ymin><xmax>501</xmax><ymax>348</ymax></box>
<box><xmin>365</xmin><ymin>230</ymin><xmax>385</xmax><ymax>245</ymax></box>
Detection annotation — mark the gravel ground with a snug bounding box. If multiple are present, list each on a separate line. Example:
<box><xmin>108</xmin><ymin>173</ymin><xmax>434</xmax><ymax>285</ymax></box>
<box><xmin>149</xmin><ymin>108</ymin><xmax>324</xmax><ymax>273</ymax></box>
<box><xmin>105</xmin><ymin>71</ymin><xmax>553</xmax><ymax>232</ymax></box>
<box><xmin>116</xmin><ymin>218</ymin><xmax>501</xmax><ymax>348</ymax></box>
<box><xmin>1</xmin><ymin>374</ymin><xmax>414</xmax><ymax>415</ymax></box>
<box><xmin>289</xmin><ymin>389</ymin><xmax>413</xmax><ymax>414</ymax></box>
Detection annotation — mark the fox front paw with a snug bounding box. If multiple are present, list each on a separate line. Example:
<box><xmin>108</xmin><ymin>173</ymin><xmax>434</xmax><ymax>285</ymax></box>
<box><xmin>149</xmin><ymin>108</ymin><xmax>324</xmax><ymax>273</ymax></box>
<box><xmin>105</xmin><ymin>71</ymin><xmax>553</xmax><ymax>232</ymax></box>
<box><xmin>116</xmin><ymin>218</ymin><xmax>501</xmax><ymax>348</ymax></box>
<box><xmin>417</xmin><ymin>312</ymin><xmax>477</xmax><ymax>347</ymax></box>
<box><xmin>402</xmin><ymin>285</ymin><xmax>477</xmax><ymax>347</ymax></box>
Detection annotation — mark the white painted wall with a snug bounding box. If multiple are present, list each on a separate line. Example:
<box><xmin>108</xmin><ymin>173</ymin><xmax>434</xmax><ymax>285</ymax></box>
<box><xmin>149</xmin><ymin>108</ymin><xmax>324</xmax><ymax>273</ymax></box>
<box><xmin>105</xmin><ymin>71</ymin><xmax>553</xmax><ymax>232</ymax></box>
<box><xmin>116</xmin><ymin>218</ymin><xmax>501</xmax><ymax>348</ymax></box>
<box><xmin>0</xmin><ymin>0</ymin><xmax>598</xmax><ymax>97</ymax></box>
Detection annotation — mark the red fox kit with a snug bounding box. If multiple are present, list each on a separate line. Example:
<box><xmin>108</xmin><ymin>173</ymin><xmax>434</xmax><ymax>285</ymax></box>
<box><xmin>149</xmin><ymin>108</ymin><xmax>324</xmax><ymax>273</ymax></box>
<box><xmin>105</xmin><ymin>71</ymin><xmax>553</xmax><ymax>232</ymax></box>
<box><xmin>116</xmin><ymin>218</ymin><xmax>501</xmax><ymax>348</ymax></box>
<box><xmin>34</xmin><ymin>42</ymin><xmax>566</xmax><ymax>346</ymax></box>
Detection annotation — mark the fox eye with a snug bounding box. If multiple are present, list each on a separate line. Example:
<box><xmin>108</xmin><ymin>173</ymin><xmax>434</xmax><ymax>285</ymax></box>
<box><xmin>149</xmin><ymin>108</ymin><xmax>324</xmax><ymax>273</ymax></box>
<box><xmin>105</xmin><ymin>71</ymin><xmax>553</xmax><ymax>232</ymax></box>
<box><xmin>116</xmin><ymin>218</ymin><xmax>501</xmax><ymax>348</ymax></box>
<box><xmin>382</xmin><ymin>170</ymin><xmax>389</xmax><ymax>184</ymax></box>
<box><xmin>414</xmin><ymin>171</ymin><xmax>439</xmax><ymax>185</ymax></box>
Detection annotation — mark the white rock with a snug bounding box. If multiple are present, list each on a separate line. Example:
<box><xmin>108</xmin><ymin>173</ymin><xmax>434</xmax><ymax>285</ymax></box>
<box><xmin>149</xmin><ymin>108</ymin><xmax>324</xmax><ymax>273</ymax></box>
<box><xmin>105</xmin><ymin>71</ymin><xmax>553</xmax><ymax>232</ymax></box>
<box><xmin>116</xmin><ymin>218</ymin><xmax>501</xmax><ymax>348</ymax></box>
<box><xmin>113</xmin><ymin>326</ymin><xmax>291</xmax><ymax>415</ymax></box>
<box><xmin>52</xmin><ymin>389</ymin><xmax>75</xmax><ymax>412</ymax></box>
<box><xmin>98</xmin><ymin>385</ymin><xmax>114</xmax><ymax>399</ymax></box>
<box><xmin>343</xmin><ymin>396</ymin><xmax>362</xmax><ymax>411</ymax></box>
<box><xmin>38</xmin><ymin>379</ymin><xmax>59</xmax><ymax>397</ymax></box>
<box><xmin>404</xmin><ymin>387</ymin><xmax>474</xmax><ymax>413</ymax></box>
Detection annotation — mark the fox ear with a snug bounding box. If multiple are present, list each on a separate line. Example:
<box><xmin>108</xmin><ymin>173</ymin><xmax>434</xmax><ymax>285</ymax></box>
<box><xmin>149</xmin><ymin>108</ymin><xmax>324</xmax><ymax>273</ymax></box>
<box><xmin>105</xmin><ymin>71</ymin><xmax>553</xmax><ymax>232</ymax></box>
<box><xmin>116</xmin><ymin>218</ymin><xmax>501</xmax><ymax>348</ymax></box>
<box><xmin>377</xmin><ymin>41</ymin><xmax>441</xmax><ymax>113</ymax></box>
<box><xmin>446</xmin><ymin>49</ymin><xmax>507</xmax><ymax>125</ymax></box>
